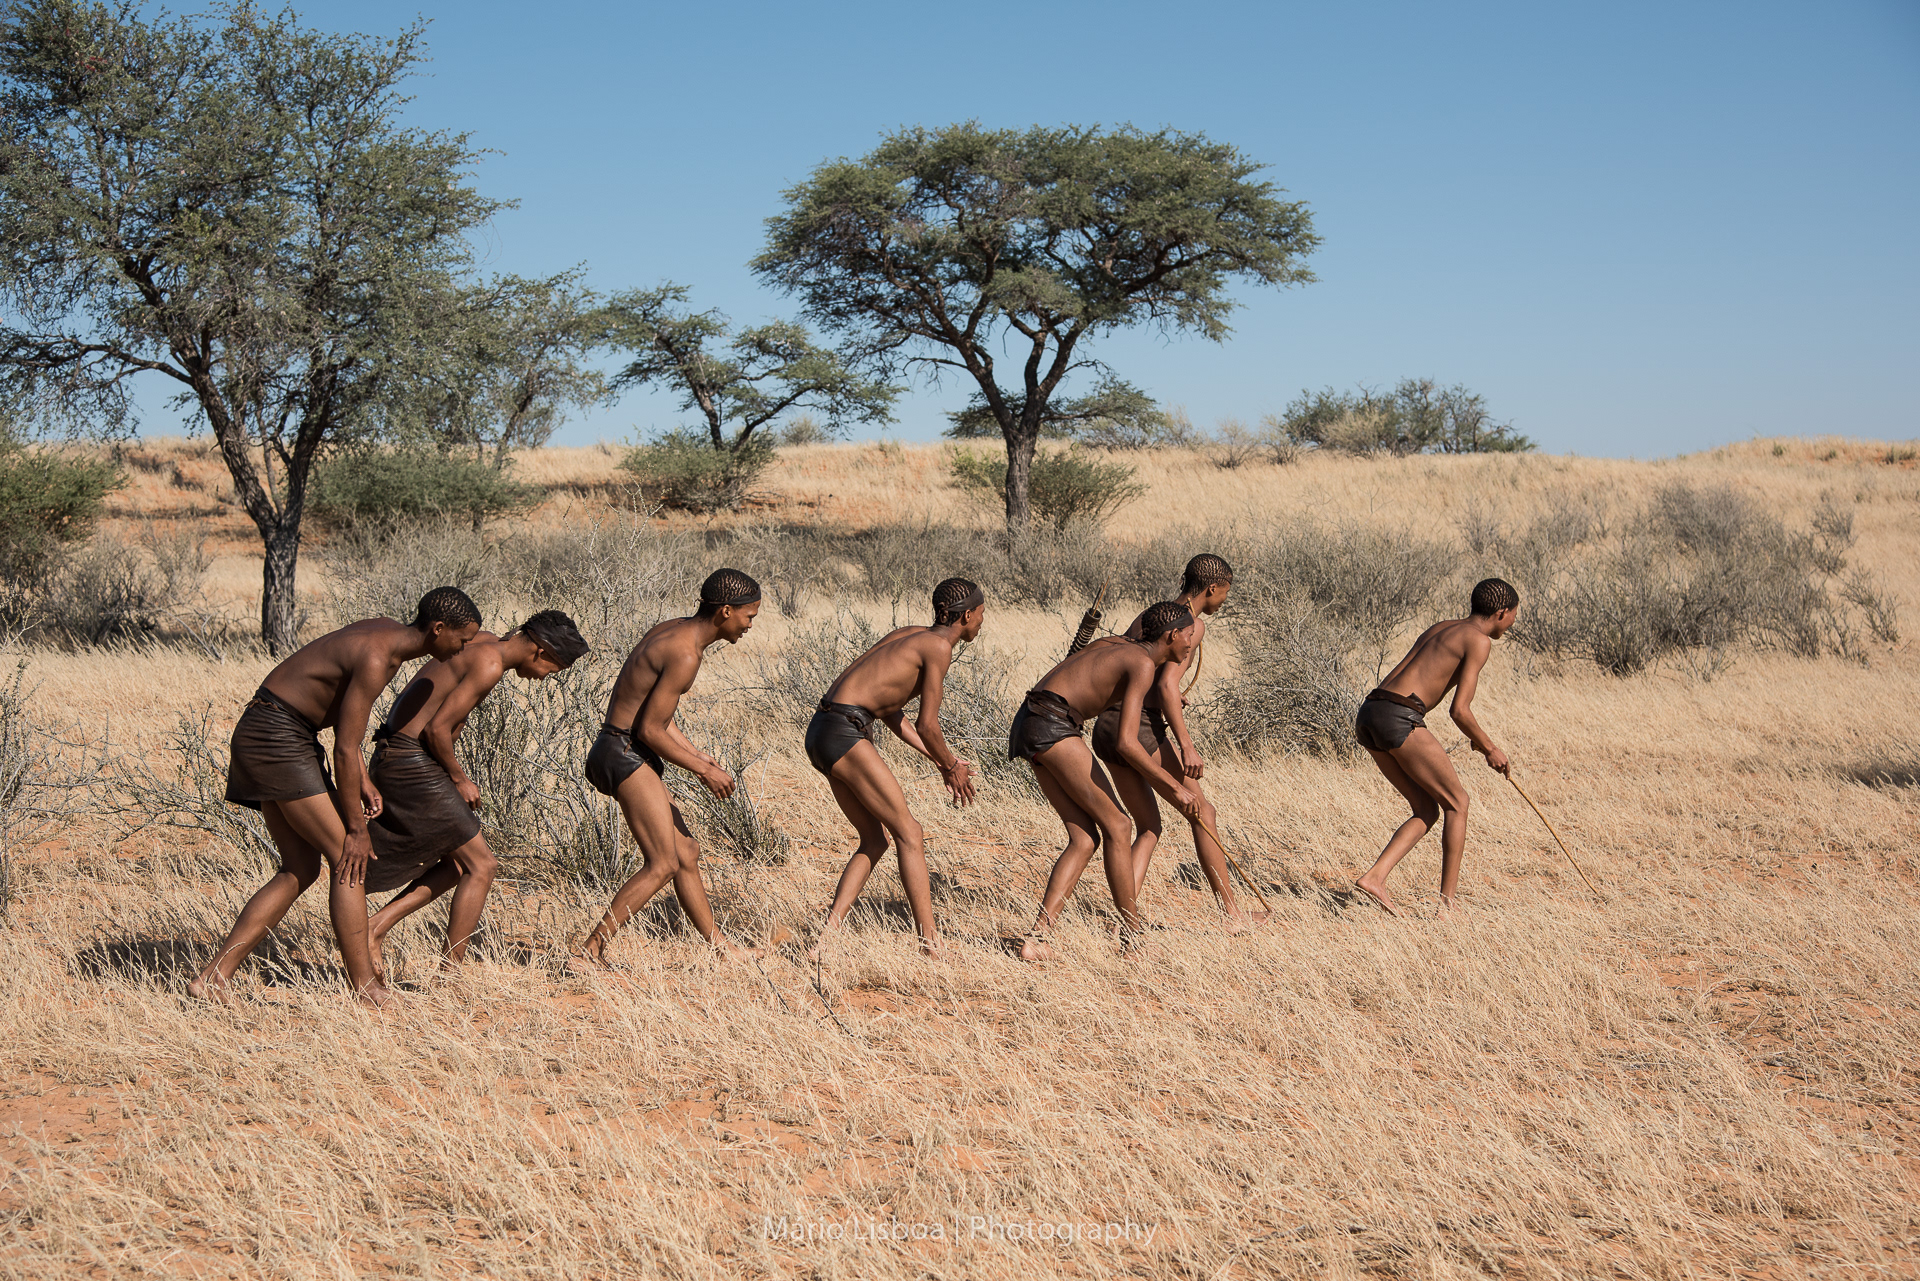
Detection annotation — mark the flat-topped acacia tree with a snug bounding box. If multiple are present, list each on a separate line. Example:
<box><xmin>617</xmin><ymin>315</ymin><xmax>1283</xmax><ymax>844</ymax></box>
<box><xmin>0</xmin><ymin>2</ymin><xmax>504</xmax><ymax>653</ymax></box>
<box><xmin>753</xmin><ymin>122</ymin><xmax>1320</xmax><ymax>529</ymax></box>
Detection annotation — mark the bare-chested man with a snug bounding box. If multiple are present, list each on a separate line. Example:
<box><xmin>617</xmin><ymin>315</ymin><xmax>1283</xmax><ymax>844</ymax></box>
<box><xmin>809</xmin><ymin>578</ymin><xmax>986</xmax><ymax>955</ymax></box>
<box><xmin>188</xmin><ymin>587</ymin><xmax>483</xmax><ymax>1006</ymax></box>
<box><xmin>1011</xmin><ymin>600</ymin><xmax>1200</xmax><ymax>961</ymax></box>
<box><xmin>1353</xmin><ymin>577</ymin><xmax>1519</xmax><ymax>918</ymax></box>
<box><xmin>362</xmin><ymin>611</ymin><xmax>590</xmax><ymax>979</ymax></box>
<box><xmin>576</xmin><ymin>569</ymin><xmax>761</xmax><ymax>964</ymax></box>
<box><xmin>1096</xmin><ymin>554</ymin><xmax>1264</xmax><ymax>930</ymax></box>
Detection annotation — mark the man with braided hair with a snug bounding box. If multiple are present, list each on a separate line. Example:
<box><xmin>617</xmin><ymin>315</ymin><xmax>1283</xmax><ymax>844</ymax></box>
<box><xmin>808</xmin><ymin>577</ymin><xmax>986</xmax><ymax>956</ymax></box>
<box><xmin>1010</xmin><ymin>600</ymin><xmax>1200</xmax><ymax>961</ymax></box>
<box><xmin>361</xmin><ymin>610</ymin><xmax>589</xmax><ymax>979</ymax></box>
<box><xmin>1353</xmin><ymin>578</ymin><xmax>1519</xmax><ymax>917</ymax></box>
<box><xmin>1099</xmin><ymin>554</ymin><xmax>1265</xmax><ymax>929</ymax></box>
<box><xmin>189</xmin><ymin>587</ymin><xmax>483</xmax><ymax>1007</ymax></box>
<box><xmin>576</xmin><ymin>569</ymin><xmax>762</xmax><ymax>965</ymax></box>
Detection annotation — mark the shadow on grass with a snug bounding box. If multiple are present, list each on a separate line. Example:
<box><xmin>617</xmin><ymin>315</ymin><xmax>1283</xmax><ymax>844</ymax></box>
<box><xmin>1845</xmin><ymin>762</ymin><xmax>1919</xmax><ymax>790</ymax></box>
<box><xmin>71</xmin><ymin>935</ymin><xmax>342</xmax><ymax>988</ymax></box>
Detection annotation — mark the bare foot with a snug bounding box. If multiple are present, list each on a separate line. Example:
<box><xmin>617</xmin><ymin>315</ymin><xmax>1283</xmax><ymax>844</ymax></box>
<box><xmin>1019</xmin><ymin>934</ymin><xmax>1053</xmax><ymax>962</ymax></box>
<box><xmin>919</xmin><ymin>935</ymin><xmax>945</xmax><ymax>960</ymax></box>
<box><xmin>368</xmin><ymin>931</ymin><xmax>389</xmax><ymax>985</ymax></box>
<box><xmin>1353</xmin><ymin>879</ymin><xmax>1399</xmax><ymax>917</ymax></box>
<box><xmin>355</xmin><ymin>979</ymin><xmax>395</xmax><ymax>1009</ymax></box>
<box><xmin>186</xmin><ymin>968</ymin><xmax>234</xmax><ymax>1004</ymax></box>
<box><xmin>1223</xmin><ymin>909</ymin><xmax>1272</xmax><ymax>935</ymax></box>
<box><xmin>1435</xmin><ymin>895</ymin><xmax>1458</xmax><ymax>922</ymax></box>
<box><xmin>712</xmin><ymin>935</ymin><xmax>764</xmax><ymax>961</ymax></box>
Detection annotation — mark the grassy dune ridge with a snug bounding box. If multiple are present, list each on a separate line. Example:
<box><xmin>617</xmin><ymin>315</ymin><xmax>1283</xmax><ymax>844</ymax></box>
<box><xmin>1</xmin><ymin>438</ymin><xmax>1916</xmax><ymax>1278</ymax></box>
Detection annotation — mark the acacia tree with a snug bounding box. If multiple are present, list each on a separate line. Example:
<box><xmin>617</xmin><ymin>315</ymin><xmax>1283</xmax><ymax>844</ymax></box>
<box><xmin>600</xmin><ymin>283</ymin><xmax>895</xmax><ymax>453</ymax></box>
<box><xmin>0</xmin><ymin>1</ymin><xmax>504</xmax><ymax>652</ymax></box>
<box><xmin>754</xmin><ymin>122</ymin><xmax>1319</xmax><ymax>528</ymax></box>
<box><xmin>394</xmin><ymin>269</ymin><xmax>607</xmax><ymax>470</ymax></box>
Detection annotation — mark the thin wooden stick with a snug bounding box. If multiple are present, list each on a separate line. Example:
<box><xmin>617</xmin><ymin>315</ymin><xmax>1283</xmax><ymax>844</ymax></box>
<box><xmin>1180</xmin><ymin>637</ymin><xmax>1205</xmax><ymax>696</ymax></box>
<box><xmin>1193</xmin><ymin>813</ymin><xmax>1274</xmax><ymax>916</ymax></box>
<box><xmin>1507</xmin><ymin>775</ymin><xmax>1603</xmax><ymax>902</ymax></box>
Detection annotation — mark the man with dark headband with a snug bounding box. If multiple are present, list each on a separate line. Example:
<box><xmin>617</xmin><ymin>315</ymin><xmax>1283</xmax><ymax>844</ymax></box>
<box><xmin>189</xmin><ymin>587</ymin><xmax>483</xmax><ymax>1007</ymax></box>
<box><xmin>1354</xmin><ymin>578</ymin><xmax>1519</xmax><ymax>918</ymax></box>
<box><xmin>1098</xmin><ymin>554</ymin><xmax>1264</xmax><ymax>929</ymax></box>
<box><xmin>808</xmin><ymin>577</ymin><xmax>986</xmax><ymax>956</ymax></box>
<box><xmin>577</xmin><ymin>568</ymin><xmax>762</xmax><ymax>964</ymax></box>
<box><xmin>1010</xmin><ymin>600</ymin><xmax>1200</xmax><ymax>961</ymax></box>
<box><xmin>361</xmin><ymin>610</ymin><xmax>589</xmax><ymax>979</ymax></box>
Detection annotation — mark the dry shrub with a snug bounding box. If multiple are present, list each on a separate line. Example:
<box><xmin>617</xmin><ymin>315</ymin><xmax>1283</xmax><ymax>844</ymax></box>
<box><xmin>318</xmin><ymin>517</ymin><xmax>504</xmax><ymax>630</ymax></box>
<box><xmin>724</xmin><ymin>521</ymin><xmax>838</xmax><ymax>618</ymax></box>
<box><xmin>320</xmin><ymin>512</ymin><xmax>700</xmax><ymax>658</ymax></box>
<box><xmin>1495</xmin><ymin>483</ymin><xmax>1892</xmax><ymax>675</ymax></box>
<box><xmin>1198</xmin><ymin>607</ymin><xmax>1362</xmax><ymax>757</ymax></box>
<box><xmin>1208</xmin><ymin>418</ymin><xmax>1262</xmax><ymax>469</ymax></box>
<box><xmin>4</xmin><ymin>528</ymin><xmax>235</xmax><ymax>654</ymax></box>
<box><xmin>1189</xmin><ymin>519</ymin><xmax>1454</xmax><ymax>758</ymax></box>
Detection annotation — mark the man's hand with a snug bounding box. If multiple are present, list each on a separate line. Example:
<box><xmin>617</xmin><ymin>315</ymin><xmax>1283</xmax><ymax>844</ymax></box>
<box><xmin>943</xmin><ymin>760</ymin><xmax>976</xmax><ymax>806</ymax></box>
<box><xmin>1482</xmin><ymin>746</ymin><xmax>1511</xmax><ymax>777</ymax></box>
<box><xmin>337</xmin><ymin>828</ymin><xmax>374</xmax><ymax>887</ymax></box>
<box><xmin>455</xmin><ymin>778</ymin><xmax>482</xmax><ymax>811</ymax></box>
<box><xmin>360</xmin><ymin>779</ymin><xmax>383</xmax><ymax>821</ymax></box>
<box><xmin>1171</xmin><ymin>784</ymin><xmax>1200</xmax><ymax>820</ymax></box>
<box><xmin>1181</xmin><ymin>747</ymin><xmax>1205</xmax><ymax>780</ymax></box>
<box><xmin>700</xmin><ymin>765</ymin><xmax>736</xmax><ymax>799</ymax></box>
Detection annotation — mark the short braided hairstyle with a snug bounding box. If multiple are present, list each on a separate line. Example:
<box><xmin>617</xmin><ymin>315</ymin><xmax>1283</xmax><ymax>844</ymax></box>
<box><xmin>412</xmin><ymin>586</ymin><xmax>481</xmax><ymax>631</ymax></box>
<box><xmin>1470</xmin><ymin>577</ymin><xmax>1519</xmax><ymax>617</ymax></box>
<box><xmin>932</xmin><ymin>577</ymin><xmax>984</xmax><ymax>626</ymax></box>
<box><xmin>695</xmin><ymin>568</ymin><xmax>761</xmax><ymax>618</ymax></box>
<box><xmin>1139</xmin><ymin>600</ymin><xmax>1195</xmax><ymax>642</ymax></box>
<box><xmin>1180</xmin><ymin>553</ymin><xmax>1234</xmax><ymax>596</ymax></box>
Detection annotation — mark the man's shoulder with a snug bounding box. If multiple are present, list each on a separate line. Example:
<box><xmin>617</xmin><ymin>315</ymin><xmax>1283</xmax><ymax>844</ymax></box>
<box><xmin>463</xmin><ymin>641</ymin><xmax>511</xmax><ymax>677</ymax></box>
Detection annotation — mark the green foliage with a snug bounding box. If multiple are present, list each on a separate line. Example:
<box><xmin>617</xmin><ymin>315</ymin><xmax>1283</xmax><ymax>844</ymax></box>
<box><xmin>600</xmin><ymin>284</ymin><xmax>895</xmax><ymax>455</ymax></box>
<box><xmin>0</xmin><ymin>436</ymin><xmax>121</xmax><ymax>590</ymax></box>
<box><xmin>619</xmin><ymin>429</ymin><xmax>775</xmax><ymax>513</ymax></box>
<box><xmin>755</xmin><ymin>121</ymin><xmax>1318</xmax><ymax>526</ymax></box>
<box><xmin>1277</xmin><ymin>380</ymin><xmax>1533</xmax><ymax>455</ymax></box>
<box><xmin>0</xmin><ymin>1</ymin><xmax>510</xmax><ymax>652</ymax></box>
<box><xmin>307</xmin><ymin>449</ymin><xmax>537</xmax><ymax>527</ymax></box>
<box><xmin>387</xmin><ymin>270</ymin><xmax>608</xmax><ymax>467</ymax></box>
<box><xmin>943</xmin><ymin>378</ymin><xmax>1178</xmax><ymax>449</ymax></box>
<box><xmin>947</xmin><ymin>446</ymin><xmax>1146</xmax><ymax>531</ymax></box>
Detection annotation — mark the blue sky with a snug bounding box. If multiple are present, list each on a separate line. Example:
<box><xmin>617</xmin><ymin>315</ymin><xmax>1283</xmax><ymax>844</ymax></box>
<box><xmin>146</xmin><ymin>1</ymin><xmax>1920</xmax><ymax>454</ymax></box>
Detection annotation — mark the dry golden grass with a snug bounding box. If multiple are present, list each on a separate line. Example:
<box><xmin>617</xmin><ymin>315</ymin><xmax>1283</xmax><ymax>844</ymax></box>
<box><xmin>2</xmin><ymin>438</ymin><xmax>1917</xmax><ymax>1278</ymax></box>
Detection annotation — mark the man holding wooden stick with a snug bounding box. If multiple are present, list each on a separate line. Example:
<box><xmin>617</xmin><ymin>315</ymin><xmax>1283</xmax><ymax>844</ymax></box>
<box><xmin>1353</xmin><ymin>577</ymin><xmax>1519</xmax><ymax>918</ymax></box>
<box><xmin>1011</xmin><ymin>601</ymin><xmax>1200</xmax><ymax>960</ymax></box>
<box><xmin>1095</xmin><ymin>554</ymin><xmax>1265</xmax><ymax>929</ymax></box>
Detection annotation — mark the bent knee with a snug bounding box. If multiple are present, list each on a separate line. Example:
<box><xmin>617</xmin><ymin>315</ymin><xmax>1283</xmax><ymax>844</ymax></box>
<box><xmin>465</xmin><ymin>849</ymin><xmax>498</xmax><ymax>879</ymax></box>
<box><xmin>894</xmin><ymin>818</ymin><xmax>925</xmax><ymax>848</ymax></box>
